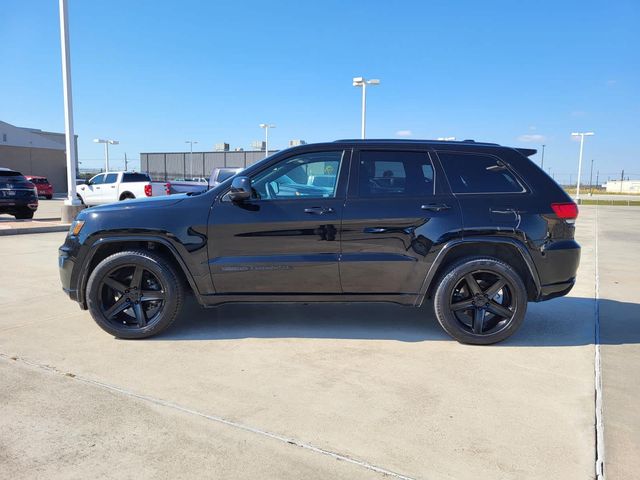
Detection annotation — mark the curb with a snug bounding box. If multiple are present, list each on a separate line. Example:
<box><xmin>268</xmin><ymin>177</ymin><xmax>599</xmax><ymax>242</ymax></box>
<box><xmin>0</xmin><ymin>225</ymin><xmax>70</xmax><ymax>236</ymax></box>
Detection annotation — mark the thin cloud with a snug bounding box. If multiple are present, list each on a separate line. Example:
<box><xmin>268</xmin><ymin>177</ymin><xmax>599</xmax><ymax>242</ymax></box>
<box><xmin>396</xmin><ymin>130</ymin><xmax>412</xmax><ymax>137</ymax></box>
<box><xmin>517</xmin><ymin>134</ymin><xmax>545</xmax><ymax>143</ymax></box>
<box><xmin>571</xmin><ymin>110</ymin><xmax>587</xmax><ymax>117</ymax></box>
<box><xmin>606</xmin><ymin>79</ymin><xmax>617</xmax><ymax>87</ymax></box>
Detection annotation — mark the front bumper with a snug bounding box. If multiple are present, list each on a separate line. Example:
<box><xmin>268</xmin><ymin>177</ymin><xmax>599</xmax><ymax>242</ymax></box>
<box><xmin>59</xmin><ymin>244</ymin><xmax>77</xmax><ymax>299</ymax></box>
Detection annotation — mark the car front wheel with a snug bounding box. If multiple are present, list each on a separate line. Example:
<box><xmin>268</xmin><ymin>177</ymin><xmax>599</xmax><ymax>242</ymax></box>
<box><xmin>433</xmin><ymin>256</ymin><xmax>527</xmax><ymax>345</ymax></box>
<box><xmin>86</xmin><ymin>250</ymin><xmax>184</xmax><ymax>339</ymax></box>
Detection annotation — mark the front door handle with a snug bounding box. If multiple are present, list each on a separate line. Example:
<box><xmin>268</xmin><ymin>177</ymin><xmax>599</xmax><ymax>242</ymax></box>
<box><xmin>421</xmin><ymin>203</ymin><xmax>451</xmax><ymax>212</ymax></box>
<box><xmin>363</xmin><ymin>227</ymin><xmax>388</xmax><ymax>234</ymax></box>
<box><xmin>304</xmin><ymin>207</ymin><xmax>335</xmax><ymax>215</ymax></box>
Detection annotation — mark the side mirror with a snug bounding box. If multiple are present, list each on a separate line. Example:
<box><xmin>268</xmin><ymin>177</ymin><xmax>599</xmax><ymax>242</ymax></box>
<box><xmin>228</xmin><ymin>176</ymin><xmax>252</xmax><ymax>202</ymax></box>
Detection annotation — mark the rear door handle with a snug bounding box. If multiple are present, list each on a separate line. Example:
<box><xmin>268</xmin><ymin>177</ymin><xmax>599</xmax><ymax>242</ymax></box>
<box><xmin>490</xmin><ymin>208</ymin><xmax>525</xmax><ymax>214</ymax></box>
<box><xmin>421</xmin><ymin>203</ymin><xmax>451</xmax><ymax>212</ymax></box>
<box><xmin>304</xmin><ymin>207</ymin><xmax>335</xmax><ymax>215</ymax></box>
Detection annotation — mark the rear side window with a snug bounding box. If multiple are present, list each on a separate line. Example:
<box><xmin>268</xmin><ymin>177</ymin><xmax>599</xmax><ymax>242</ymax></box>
<box><xmin>123</xmin><ymin>173</ymin><xmax>150</xmax><ymax>183</ymax></box>
<box><xmin>438</xmin><ymin>152</ymin><xmax>524</xmax><ymax>194</ymax></box>
<box><xmin>103</xmin><ymin>173</ymin><xmax>118</xmax><ymax>184</ymax></box>
<box><xmin>358</xmin><ymin>150</ymin><xmax>434</xmax><ymax>197</ymax></box>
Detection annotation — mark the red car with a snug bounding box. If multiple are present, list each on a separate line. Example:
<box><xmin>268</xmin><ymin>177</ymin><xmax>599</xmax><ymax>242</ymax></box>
<box><xmin>25</xmin><ymin>176</ymin><xmax>54</xmax><ymax>199</ymax></box>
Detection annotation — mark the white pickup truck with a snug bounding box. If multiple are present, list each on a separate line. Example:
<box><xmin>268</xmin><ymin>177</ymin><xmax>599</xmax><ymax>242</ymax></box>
<box><xmin>76</xmin><ymin>172</ymin><xmax>170</xmax><ymax>206</ymax></box>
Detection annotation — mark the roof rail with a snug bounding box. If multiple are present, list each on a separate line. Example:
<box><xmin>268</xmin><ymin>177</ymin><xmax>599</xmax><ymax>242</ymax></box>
<box><xmin>333</xmin><ymin>138</ymin><xmax>501</xmax><ymax>146</ymax></box>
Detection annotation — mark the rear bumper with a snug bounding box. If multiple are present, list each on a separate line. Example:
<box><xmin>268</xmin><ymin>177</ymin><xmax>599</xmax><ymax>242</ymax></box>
<box><xmin>539</xmin><ymin>278</ymin><xmax>575</xmax><ymax>301</ymax></box>
<box><xmin>0</xmin><ymin>198</ymin><xmax>38</xmax><ymax>211</ymax></box>
<box><xmin>534</xmin><ymin>240</ymin><xmax>581</xmax><ymax>301</ymax></box>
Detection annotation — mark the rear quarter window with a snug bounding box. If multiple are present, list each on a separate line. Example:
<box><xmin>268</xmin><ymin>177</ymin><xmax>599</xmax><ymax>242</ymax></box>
<box><xmin>438</xmin><ymin>151</ymin><xmax>525</xmax><ymax>194</ymax></box>
<box><xmin>123</xmin><ymin>173</ymin><xmax>151</xmax><ymax>183</ymax></box>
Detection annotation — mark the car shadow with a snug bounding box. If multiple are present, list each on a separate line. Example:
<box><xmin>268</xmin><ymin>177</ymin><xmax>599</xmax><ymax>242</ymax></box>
<box><xmin>153</xmin><ymin>295</ymin><xmax>640</xmax><ymax>346</ymax></box>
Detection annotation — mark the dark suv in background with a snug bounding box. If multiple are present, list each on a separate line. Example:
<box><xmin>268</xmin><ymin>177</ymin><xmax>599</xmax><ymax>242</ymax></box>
<box><xmin>59</xmin><ymin>140</ymin><xmax>580</xmax><ymax>344</ymax></box>
<box><xmin>0</xmin><ymin>168</ymin><xmax>39</xmax><ymax>219</ymax></box>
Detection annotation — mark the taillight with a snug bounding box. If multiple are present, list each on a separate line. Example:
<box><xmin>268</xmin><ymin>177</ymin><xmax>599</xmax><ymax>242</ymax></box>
<box><xmin>165</xmin><ymin>183</ymin><xmax>171</xmax><ymax>195</ymax></box>
<box><xmin>551</xmin><ymin>202</ymin><xmax>578</xmax><ymax>220</ymax></box>
<box><xmin>144</xmin><ymin>184</ymin><xmax>152</xmax><ymax>197</ymax></box>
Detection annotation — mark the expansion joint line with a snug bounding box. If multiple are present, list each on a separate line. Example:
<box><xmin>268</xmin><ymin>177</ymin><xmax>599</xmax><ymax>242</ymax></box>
<box><xmin>0</xmin><ymin>352</ymin><xmax>418</xmax><ymax>480</ymax></box>
<box><xmin>594</xmin><ymin>204</ymin><xmax>605</xmax><ymax>480</ymax></box>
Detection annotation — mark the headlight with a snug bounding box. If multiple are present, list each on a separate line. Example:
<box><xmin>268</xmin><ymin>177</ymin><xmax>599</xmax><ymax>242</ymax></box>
<box><xmin>69</xmin><ymin>220</ymin><xmax>85</xmax><ymax>236</ymax></box>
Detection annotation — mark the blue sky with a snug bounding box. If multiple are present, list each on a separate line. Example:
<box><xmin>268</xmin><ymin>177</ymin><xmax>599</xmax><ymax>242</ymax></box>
<box><xmin>1</xmin><ymin>0</ymin><xmax>638</xmax><ymax>183</ymax></box>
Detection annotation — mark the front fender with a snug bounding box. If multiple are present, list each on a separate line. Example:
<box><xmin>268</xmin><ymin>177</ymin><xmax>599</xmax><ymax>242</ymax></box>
<box><xmin>76</xmin><ymin>234</ymin><xmax>205</xmax><ymax>308</ymax></box>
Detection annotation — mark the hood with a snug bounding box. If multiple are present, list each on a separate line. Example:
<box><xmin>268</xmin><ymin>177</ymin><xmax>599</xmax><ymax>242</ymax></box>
<box><xmin>82</xmin><ymin>194</ymin><xmax>187</xmax><ymax>215</ymax></box>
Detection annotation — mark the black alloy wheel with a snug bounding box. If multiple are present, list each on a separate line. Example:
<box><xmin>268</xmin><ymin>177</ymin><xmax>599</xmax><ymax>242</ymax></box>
<box><xmin>98</xmin><ymin>264</ymin><xmax>166</xmax><ymax>329</ymax></box>
<box><xmin>449</xmin><ymin>270</ymin><xmax>516</xmax><ymax>335</ymax></box>
<box><xmin>86</xmin><ymin>250</ymin><xmax>183</xmax><ymax>339</ymax></box>
<box><xmin>433</xmin><ymin>257</ymin><xmax>527</xmax><ymax>345</ymax></box>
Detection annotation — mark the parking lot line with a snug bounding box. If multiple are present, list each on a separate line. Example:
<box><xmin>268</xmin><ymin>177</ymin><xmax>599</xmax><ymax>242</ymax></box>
<box><xmin>2</xmin><ymin>352</ymin><xmax>418</xmax><ymax>480</ymax></box>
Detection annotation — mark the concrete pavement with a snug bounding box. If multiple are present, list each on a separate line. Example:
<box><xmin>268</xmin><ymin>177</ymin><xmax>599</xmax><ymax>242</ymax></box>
<box><xmin>596</xmin><ymin>207</ymin><xmax>640</xmax><ymax>479</ymax></box>
<box><xmin>0</xmin><ymin>206</ymin><xmax>637</xmax><ymax>479</ymax></box>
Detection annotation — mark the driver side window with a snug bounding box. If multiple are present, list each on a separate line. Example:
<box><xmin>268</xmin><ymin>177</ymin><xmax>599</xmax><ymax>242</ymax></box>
<box><xmin>250</xmin><ymin>151</ymin><xmax>344</xmax><ymax>200</ymax></box>
<box><xmin>89</xmin><ymin>174</ymin><xmax>105</xmax><ymax>186</ymax></box>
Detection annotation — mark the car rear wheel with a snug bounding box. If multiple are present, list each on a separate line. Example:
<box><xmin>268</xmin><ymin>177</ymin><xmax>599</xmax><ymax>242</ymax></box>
<box><xmin>14</xmin><ymin>208</ymin><xmax>34</xmax><ymax>220</ymax></box>
<box><xmin>86</xmin><ymin>250</ymin><xmax>184</xmax><ymax>339</ymax></box>
<box><xmin>433</xmin><ymin>256</ymin><xmax>527</xmax><ymax>345</ymax></box>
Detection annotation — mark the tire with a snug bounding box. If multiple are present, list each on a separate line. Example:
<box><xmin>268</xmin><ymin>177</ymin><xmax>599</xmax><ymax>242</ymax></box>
<box><xmin>433</xmin><ymin>256</ymin><xmax>528</xmax><ymax>345</ymax></box>
<box><xmin>86</xmin><ymin>250</ymin><xmax>184</xmax><ymax>339</ymax></box>
<box><xmin>46</xmin><ymin>195</ymin><xmax>53</xmax><ymax>200</ymax></box>
<box><xmin>14</xmin><ymin>209</ymin><xmax>34</xmax><ymax>220</ymax></box>
<box><xmin>120</xmin><ymin>193</ymin><xmax>135</xmax><ymax>201</ymax></box>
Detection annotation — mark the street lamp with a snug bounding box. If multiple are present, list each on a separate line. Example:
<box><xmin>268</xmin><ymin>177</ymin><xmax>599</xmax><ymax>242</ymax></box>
<box><xmin>571</xmin><ymin>132</ymin><xmax>594</xmax><ymax>202</ymax></box>
<box><xmin>58</xmin><ymin>0</ymin><xmax>82</xmax><ymax>220</ymax></box>
<box><xmin>541</xmin><ymin>144</ymin><xmax>546</xmax><ymax>169</ymax></box>
<box><xmin>93</xmin><ymin>138</ymin><xmax>119</xmax><ymax>172</ymax></box>
<box><xmin>259</xmin><ymin>123</ymin><xmax>275</xmax><ymax>158</ymax></box>
<box><xmin>185</xmin><ymin>140</ymin><xmax>198</xmax><ymax>179</ymax></box>
<box><xmin>352</xmin><ymin>76</ymin><xmax>380</xmax><ymax>139</ymax></box>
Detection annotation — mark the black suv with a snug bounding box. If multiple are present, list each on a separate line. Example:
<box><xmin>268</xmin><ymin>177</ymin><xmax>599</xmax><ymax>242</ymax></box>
<box><xmin>0</xmin><ymin>168</ymin><xmax>39</xmax><ymax>219</ymax></box>
<box><xmin>59</xmin><ymin>140</ymin><xmax>580</xmax><ymax>344</ymax></box>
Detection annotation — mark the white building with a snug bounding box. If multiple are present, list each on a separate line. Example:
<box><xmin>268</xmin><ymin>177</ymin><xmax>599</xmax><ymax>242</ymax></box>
<box><xmin>604</xmin><ymin>180</ymin><xmax>640</xmax><ymax>194</ymax></box>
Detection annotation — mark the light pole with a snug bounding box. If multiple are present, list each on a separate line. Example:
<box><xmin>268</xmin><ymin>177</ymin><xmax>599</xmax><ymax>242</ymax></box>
<box><xmin>541</xmin><ymin>144</ymin><xmax>546</xmax><ymax>169</ymax></box>
<box><xmin>571</xmin><ymin>132</ymin><xmax>594</xmax><ymax>202</ymax></box>
<box><xmin>259</xmin><ymin>124</ymin><xmax>275</xmax><ymax>158</ymax></box>
<box><xmin>589</xmin><ymin>159</ymin><xmax>594</xmax><ymax>195</ymax></box>
<box><xmin>185</xmin><ymin>140</ymin><xmax>198</xmax><ymax>179</ymax></box>
<box><xmin>93</xmin><ymin>138</ymin><xmax>119</xmax><ymax>172</ymax></box>
<box><xmin>58</xmin><ymin>0</ymin><xmax>81</xmax><ymax>219</ymax></box>
<box><xmin>352</xmin><ymin>77</ymin><xmax>380</xmax><ymax>139</ymax></box>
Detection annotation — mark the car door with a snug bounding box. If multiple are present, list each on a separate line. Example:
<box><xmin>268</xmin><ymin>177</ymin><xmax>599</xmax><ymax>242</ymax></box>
<box><xmin>340</xmin><ymin>148</ymin><xmax>462</xmax><ymax>295</ymax></box>
<box><xmin>100</xmin><ymin>173</ymin><xmax>119</xmax><ymax>204</ymax></box>
<box><xmin>207</xmin><ymin>149</ymin><xmax>350</xmax><ymax>294</ymax></box>
<box><xmin>78</xmin><ymin>174</ymin><xmax>104</xmax><ymax>204</ymax></box>
<box><xmin>435</xmin><ymin>150</ymin><xmax>527</xmax><ymax>233</ymax></box>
